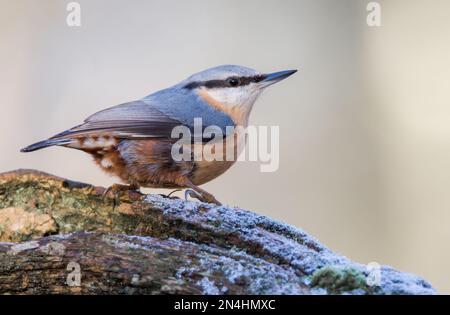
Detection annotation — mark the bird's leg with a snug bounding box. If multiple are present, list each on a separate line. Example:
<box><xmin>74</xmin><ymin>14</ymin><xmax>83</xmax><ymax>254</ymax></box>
<box><xmin>182</xmin><ymin>180</ymin><xmax>222</xmax><ymax>206</ymax></box>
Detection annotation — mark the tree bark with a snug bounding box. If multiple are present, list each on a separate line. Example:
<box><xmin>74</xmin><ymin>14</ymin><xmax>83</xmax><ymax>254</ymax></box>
<box><xmin>0</xmin><ymin>169</ymin><xmax>435</xmax><ymax>294</ymax></box>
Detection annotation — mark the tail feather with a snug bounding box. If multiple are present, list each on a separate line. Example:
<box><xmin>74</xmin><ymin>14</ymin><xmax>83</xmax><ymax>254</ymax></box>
<box><xmin>20</xmin><ymin>138</ymin><xmax>72</xmax><ymax>153</ymax></box>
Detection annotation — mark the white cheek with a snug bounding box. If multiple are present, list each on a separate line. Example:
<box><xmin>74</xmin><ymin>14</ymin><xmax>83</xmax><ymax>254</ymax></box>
<box><xmin>207</xmin><ymin>88</ymin><xmax>236</xmax><ymax>104</ymax></box>
<box><xmin>207</xmin><ymin>87</ymin><xmax>259</xmax><ymax>108</ymax></box>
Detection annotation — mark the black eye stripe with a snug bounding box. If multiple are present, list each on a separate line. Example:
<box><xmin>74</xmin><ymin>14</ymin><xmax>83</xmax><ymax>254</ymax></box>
<box><xmin>184</xmin><ymin>75</ymin><xmax>266</xmax><ymax>89</ymax></box>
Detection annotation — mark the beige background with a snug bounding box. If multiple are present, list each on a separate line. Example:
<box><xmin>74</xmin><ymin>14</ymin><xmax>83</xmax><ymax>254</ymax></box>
<box><xmin>1</xmin><ymin>0</ymin><xmax>450</xmax><ymax>292</ymax></box>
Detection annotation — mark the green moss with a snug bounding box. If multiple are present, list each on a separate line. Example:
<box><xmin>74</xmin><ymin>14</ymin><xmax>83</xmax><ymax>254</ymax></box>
<box><xmin>310</xmin><ymin>266</ymin><xmax>372</xmax><ymax>294</ymax></box>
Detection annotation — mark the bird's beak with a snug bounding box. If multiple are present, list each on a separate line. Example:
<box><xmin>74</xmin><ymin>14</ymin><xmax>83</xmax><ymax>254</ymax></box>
<box><xmin>259</xmin><ymin>69</ymin><xmax>297</xmax><ymax>88</ymax></box>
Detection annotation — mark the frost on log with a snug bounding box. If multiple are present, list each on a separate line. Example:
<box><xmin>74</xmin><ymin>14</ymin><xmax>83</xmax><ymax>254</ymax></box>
<box><xmin>0</xmin><ymin>169</ymin><xmax>435</xmax><ymax>294</ymax></box>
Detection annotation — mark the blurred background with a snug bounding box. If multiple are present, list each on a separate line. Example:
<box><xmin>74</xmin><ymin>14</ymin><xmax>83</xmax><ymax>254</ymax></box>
<box><xmin>1</xmin><ymin>0</ymin><xmax>450</xmax><ymax>292</ymax></box>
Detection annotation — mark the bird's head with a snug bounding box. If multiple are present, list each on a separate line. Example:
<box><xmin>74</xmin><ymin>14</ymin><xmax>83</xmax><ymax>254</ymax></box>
<box><xmin>181</xmin><ymin>65</ymin><xmax>297</xmax><ymax>125</ymax></box>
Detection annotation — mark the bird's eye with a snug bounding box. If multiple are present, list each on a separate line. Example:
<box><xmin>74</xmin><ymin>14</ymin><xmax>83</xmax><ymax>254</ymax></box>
<box><xmin>227</xmin><ymin>78</ymin><xmax>240</xmax><ymax>87</ymax></box>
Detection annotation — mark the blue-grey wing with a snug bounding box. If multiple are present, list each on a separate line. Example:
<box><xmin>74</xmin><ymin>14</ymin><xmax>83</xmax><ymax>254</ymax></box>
<box><xmin>50</xmin><ymin>86</ymin><xmax>235</xmax><ymax>141</ymax></box>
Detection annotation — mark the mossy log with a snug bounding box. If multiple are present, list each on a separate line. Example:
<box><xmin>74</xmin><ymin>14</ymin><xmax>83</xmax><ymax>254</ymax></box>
<box><xmin>0</xmin><ymin>169</ymin><xmax>435</xmax><ymax>294</ymax></box>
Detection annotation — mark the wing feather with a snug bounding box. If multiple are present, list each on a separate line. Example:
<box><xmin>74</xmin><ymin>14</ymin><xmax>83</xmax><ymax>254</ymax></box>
<box><xmin>50</xmin><ymin>86</ymin><xmax>235</xmax><ymax>142</ymax></box>
<box><xmin>50</xmin><ymin>100</ymin><xmax>182</xmax><ymax>140</ymax></box>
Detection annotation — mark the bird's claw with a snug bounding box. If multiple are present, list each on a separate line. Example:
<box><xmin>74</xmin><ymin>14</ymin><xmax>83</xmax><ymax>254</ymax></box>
<box><xmin>184</xmin><ymin>189</ymin><xmax>222</xmax><ymax>206</ymax></box>
<box><xmin>159</xmin><ymin>189</ymin><xmax>182</xmax><ymax>199</ymax></box>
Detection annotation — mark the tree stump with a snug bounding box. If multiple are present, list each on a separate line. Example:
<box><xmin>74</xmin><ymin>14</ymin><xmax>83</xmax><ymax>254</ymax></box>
<box><xmin>0</xmin><ymin>169</ymin><xmax>435</xmax><ymax>294</ymax></box>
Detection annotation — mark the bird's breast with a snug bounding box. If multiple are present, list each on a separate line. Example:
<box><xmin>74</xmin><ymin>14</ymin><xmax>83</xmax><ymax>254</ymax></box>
<box><xmin>188</xmin><ymin>130</ymin><xmax>246</xmax><ymax>185</ymax></box>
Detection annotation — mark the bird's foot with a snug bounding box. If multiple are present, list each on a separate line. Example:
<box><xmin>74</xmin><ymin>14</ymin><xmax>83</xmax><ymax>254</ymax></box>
<box><xmin>184</xmin><ymin>189</ymin><xmax>222</xmax><ymax>206</ymax></box>
<box><xmin>159</xmin><ymin>189</ymin><xmax>182</xmax><ymax>199</ymax></box>
<box><xmin>102</xmin><ymin>183</ymin><xmax>140</xmax><ymax>205</ymax></box>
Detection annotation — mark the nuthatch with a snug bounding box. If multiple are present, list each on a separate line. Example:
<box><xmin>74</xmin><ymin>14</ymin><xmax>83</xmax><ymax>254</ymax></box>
<box><xmin>21</xmin><ymin>65</ymin><xmax>296</xmax><ymax>205</ymax></box>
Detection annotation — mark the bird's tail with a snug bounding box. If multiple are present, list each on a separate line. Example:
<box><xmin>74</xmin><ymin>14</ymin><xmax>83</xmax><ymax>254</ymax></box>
<box><xmin>20</xmin><ymin>138</ymin><xmax>72</xmax><ymax>153</ymax></box>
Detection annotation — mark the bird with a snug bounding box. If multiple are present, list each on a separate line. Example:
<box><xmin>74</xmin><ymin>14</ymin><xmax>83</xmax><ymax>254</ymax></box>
<box><xmin>21</xmin><ymin>65</ymin><xmax>297</xmax><ymax>205</ymax></box>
